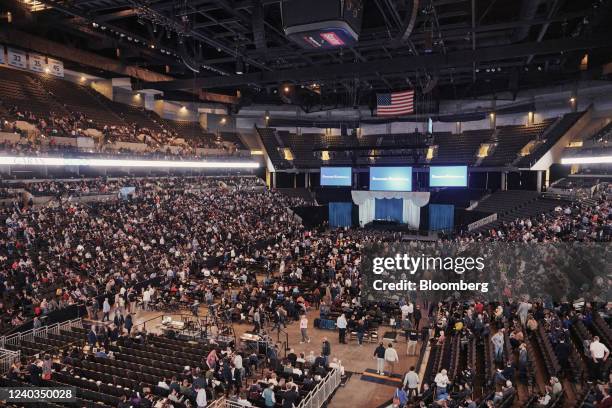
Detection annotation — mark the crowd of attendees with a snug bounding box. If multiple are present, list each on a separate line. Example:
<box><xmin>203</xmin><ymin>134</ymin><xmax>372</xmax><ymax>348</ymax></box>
<box><xmin>0</xmin><ymin>101</ymin><xmax>242</xmax><ymax>159</ymax></box>
<box><xmin>455</xmin><ymin>188</ymin><xmax>611</xmax><ymax>243</ymax></box>
<box><xmin>0</xmin><ymin>173</ymin><xmax>609</xmax><ymax>408</ymax></box>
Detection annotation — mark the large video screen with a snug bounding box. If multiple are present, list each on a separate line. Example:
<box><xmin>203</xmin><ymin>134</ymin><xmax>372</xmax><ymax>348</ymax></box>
<box><xmin>320</xmin><ymin>167</ymin><xmax>352</xmax><ymax>186</ymax></box>
<box><xmin>369</xmin><ymin>167</ymin><xmax>412</xmax><ymax>191</ymax></box>
<box><xmin>429</xmin><ymin>166</ymin><xmax>468</xmax><ymax>187</ymax></box>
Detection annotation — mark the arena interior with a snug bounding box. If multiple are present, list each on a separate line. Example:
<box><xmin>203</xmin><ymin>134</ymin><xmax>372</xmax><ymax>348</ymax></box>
<box><xmin>0</xmin><ymin>0</ymin><xmax>611</xmax><ymax>407</ymax></box>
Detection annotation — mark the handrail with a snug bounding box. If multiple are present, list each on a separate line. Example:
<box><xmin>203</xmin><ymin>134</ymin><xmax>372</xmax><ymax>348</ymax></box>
<box><xmin>297</xmin><ymin>367</ymin><xmax>342</xmax><ymax>408</ymax></box>
<box><xmin>0</xmin><ymin>318</ymin><xmax>82</xmax><ymax>349</ymax></box>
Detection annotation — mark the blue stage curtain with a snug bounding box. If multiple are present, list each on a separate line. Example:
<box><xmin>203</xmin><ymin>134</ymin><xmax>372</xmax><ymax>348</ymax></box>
<box><xmin>329</xmin><ymin>202</ymin><xmax>353</xmax><ymax>228</ymax></box>
<box><xmin>375</xmin><ymin>198</ymin><xmax>403</xmax><ymax>222</ymax></box>
<box><xmin>429</xmin><ymin>204</ymin><xmax>455</xmax><ymax>231</ymax></box>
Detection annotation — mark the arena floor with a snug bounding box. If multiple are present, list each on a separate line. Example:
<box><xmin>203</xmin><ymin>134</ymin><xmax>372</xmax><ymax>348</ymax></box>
<box><xmin>123</xmin><ymin>306</ymin><xmax>421</xmax><ymax>408</ymax></box>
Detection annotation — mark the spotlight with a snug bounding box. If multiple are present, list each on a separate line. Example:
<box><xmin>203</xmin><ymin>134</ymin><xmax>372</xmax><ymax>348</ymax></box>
<box><xmin>570</xmin><ymin>97</ymin><xmax>576</xmax><ymax>103</ymax></box>
<box><xmin>235</xmin><ymin>58</ymin><xmax>244</xmax><ymax>75</ymax></box>
<box><xmin>150</xmin><ymin>44</ymin><xmax>155</xmax><ymax>49</ymax></box>
<box><xmin>80</xmin><ymin>76</ymin><xmax>86</xmax><ymax>82</ymax></box>
<box><xmin>283</xmin><ymin>85</ymin><xmax>290</xmax><ymax>93</ymax></box>
<box><xmin>92</xmin><ymin>22</ymin><xmax>99</xmax><ymax>28</ymax></box>
<box><xmin>44</xmin><ymin>67</ymin><xmax>50</xmax><ymax>73</ymax></box>
<box><xmin>220</xmin><ymin>117</ymin><xmax>227</xmax><ymax>125</ymax></box>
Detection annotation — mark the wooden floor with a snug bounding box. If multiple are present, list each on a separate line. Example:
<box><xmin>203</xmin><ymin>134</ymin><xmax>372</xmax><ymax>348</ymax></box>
<box><xmin>113</xmin><ymin>306</ymin><xmax>419</xmax><ymax>408</ymax></box>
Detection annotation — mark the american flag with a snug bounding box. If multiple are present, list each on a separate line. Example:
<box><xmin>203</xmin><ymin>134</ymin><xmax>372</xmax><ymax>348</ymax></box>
<box><xmin>376</xmin><ymin>90</ymin><xmax>414</xmax><ymax>116</ymax></box>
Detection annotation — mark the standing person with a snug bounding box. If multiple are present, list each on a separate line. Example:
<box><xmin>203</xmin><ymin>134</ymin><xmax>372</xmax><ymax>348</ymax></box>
<box><xmin>195</xmin><ymin>384</ymin><xmax>207</xmax><ymax>408</ymax></box>
<box><xmin>517</xmin><ymin>300</ymin><xmax>532</xmax><ymax>327</ymax></box>
<box><xmin>393</xmin><ymin>386</ymin><xmax>408</xmax><ymax>408</ymax></box>
<box><xmin>384</xmin><ymin>343</ymin><xmax>399</xmax><ymax>377</ymax></box>
<box><xmin>434</xmin><ymin>369</ymin><xmax>450</xmax><ymax>398</ymax></box>
<box><xmin>336</xmin><ymin>314</ymin><xmax>347</xmax><ymax>344</ymax></box>
<box><xmin>253</xmin><ymin>308</ymin><xmax>261</xmax><ymax>333</ymax></box>
<box><xmin>282</xmin><ymin>385</ymin><xmax>299</xmax><ymax>408</ymax></box>
<box><xmin>407</xmin><ymin>328</ymin><xmax>419</xmax><ymax>356</ymax></box>
<box><xmin>491</xmin><ymin>330</ymin><xmax>505</xmax><ymax>362</ymax></box>
<box><xmin>356</xmin><ymin>318</ymin><xmax>366</xmax><ymax>346</ymax></box>
<box><xmin>113</xmin><ymin>313</ymin><xmax>124</xmax><ymax>332</ymax></box>
<box><xmin>124</xmin><ymin>314</ymin><xmax>133</xmax><ymax>335</ymax></box>
<box><xmin>300</xmin><ymin>315</ymin><xmax>310</xmax><ymax>344</ymax></box>
<box><xmin>322</xmin><ymin>338</ymin><xmax>331</xmax><ymax>365</ymax></box>
<box><xmin>413</xmin><ymin>305</ymin><xmax>422</xmax><ymax>331</ymax></box>
<box><xmin>102</xmin><ymin>298</ymin><xmax>111</xmax><ymax>322</ymax></box>
<box><xmin>262</xmin><ymin>383</ymin><xmax>275</xmax><ymax>408</ymax></box>
<box><xmin>403</xmin><ymin>366</ymin><xmax>419</xmax><ymax>398</ymax></box>
<box><xmin>142</xmin><ymin>287</ymin><xmax>151</xmax><ymax>311</ymax></box>
<box><xmin>374</xmin><ymin>342</ymin><xmax>386</xmax><ymax>375</ymax></box>
<box><xmin>87</xmin><ymin>326</ymin><xmax>97</xmax><ymax>349</ymax></box>
<box><xmin>589</xmin><ymin>336</ymin><xmax>610</xmax><ymax>381</ymax></box>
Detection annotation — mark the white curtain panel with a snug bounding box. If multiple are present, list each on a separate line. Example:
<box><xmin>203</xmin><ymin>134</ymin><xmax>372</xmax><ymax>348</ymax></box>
<box><xmin>351</xmin><ymin>191</ymin><xmax>430</xmax><ymax>227</ymax></box>
<box><xmin>357</xmin><ymin>198</ymin><xmax>376</xmax><ymax>226</ymax></box>
<box><xmin>402</xmin><ymin>199</ymin><xmax>420</xmax><ymax>229</ymax></box>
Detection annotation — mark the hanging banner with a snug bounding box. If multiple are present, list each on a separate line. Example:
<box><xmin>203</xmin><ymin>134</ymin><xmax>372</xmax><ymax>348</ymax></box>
<box><xmin>28</xmin><ymin>53</ymin><xmax>46</xmax><ymax>73</ymax></box>
<box><xmin>0</xmin><ymin>45</ymin><xmax>5</xmax><ymax>65</ymax></box>
<box><xmin>47</xmin><ymin>58</ymin><xmax>64</xmax><ymax>77</ymax></box>
<box><xmin>7</xmin><ymin>48</ymin><xmax>26</xmax><ymax>68</ymax></box>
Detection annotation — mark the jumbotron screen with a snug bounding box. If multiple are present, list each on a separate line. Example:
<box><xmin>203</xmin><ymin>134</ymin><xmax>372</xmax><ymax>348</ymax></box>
<box><xmin>429</xmin><ymin>166</ymin><xmax>468</xmax><ymax>187</ymax></box>
<box><xmin>320</xmin><ymin>166</ymin><xmax>352</xmax><ymax>186</ymax></box>
<box><xmin>369</xmin><ymin>167</ymin><xmax>412</xmax><ymax>191</ymax></box>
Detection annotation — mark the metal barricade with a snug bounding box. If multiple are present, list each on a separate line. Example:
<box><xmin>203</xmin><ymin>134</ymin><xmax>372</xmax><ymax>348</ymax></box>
<box><xmin>297</xmin><ymin>368</ymin><xmax>342</xmax><ymax>408</ymax></box>
<box><xmin>0</xmin><ymin>348</ymin><xmax>21</xmax><ymax>375</ymax></box>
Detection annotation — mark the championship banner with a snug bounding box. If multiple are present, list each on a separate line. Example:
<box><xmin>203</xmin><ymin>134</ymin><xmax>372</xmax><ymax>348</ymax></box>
<box><xmin>47</xmin><ymin>58</ymin><xmax>64</xmax><ymax>77</ymax></box>
<box><xmin>28</xmin><ymin>53</ymin><xmax>46</xmax><ymax>73</ymax></box>
<box><xmin>7</xmin><ymin>48</ymin><xmax>26</xmax><ymax>68</ymax></box>
<box><xmin>0</xmin><ymin>45</ymin><xmax>5</xmax><ymax>65</ymax></box>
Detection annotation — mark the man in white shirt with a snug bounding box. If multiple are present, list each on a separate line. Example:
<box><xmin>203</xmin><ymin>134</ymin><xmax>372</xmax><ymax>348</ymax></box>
<box><xmin>300</xmin><ymin>315</ymin><xmax>310</xmax><ymax>343</ymax></box>
<box><xmin>403</xmin><ymin>366</ymin><xmax>419</xmax><ymax>398</ymax></box>
<box><xmin>434</xmin><ymin>369</ymin><xmax>450</xmax><ymax>396</ymax></box>
<box><xmin>589</xmin><ymin>336</ymin><xmax>609</xmax><ymax>381</ymax></box>
<box><xmin>195</xmin><ymin>385</ymin><xmax>207</xmax><ymax>408</ymax></box>
<box><xmin>336</xmin><ymin>314</ymin><xmax>347</xmax><ymax>344</ymax></box>
<box><xmin>384</xmin><ymin>343</ymin><xmax>399</xmax><ymax>376</ymax></box>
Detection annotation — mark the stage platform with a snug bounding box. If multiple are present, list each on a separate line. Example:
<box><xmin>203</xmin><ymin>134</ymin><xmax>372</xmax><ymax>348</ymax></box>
<box><xmin>360</xmin><ymin>369</ymin><xmax>403</xmax><ymax>387</ymax></box>
<box><xmin>364</xmin><ymin>221</ymin><xmax>439</xmax><ymax>241</ymax></box>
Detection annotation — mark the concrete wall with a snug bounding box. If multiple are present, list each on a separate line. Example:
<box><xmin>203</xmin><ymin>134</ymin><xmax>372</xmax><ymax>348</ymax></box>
<box><xmin>91</xmin><ymin>79</ymin><xmax>113</xmax><ymax>100</ymax></box>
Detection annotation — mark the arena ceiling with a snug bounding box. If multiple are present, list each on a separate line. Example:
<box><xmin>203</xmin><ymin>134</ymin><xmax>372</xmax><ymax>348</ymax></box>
<box><xmin>4</xmin><ymin>0</ymin><xmax>612</xmax><ymax>107</ymax></box>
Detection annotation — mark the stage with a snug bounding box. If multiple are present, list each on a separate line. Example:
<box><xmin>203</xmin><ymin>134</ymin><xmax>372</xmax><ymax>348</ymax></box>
<box><xmin>363</xmin><ymin>220</ymin><xmax>439</xmax><ymax>241</ymax></box>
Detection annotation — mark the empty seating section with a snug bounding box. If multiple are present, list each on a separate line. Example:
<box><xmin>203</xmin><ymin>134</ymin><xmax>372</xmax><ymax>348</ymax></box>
<box><xmin>590</xmin><ymin>121</ymin><xmax>612</xmax><ymax>143</ymax></box>
<box><xmin>472</xmin><ymin>190</ymin><xmax>540</xmax><ymax>217</ymax></box>
<box><xmin>516</xmin><ymin>112</ymin><xmax>583</xmax><ymax>168</ymax></box>
<box><xmin>0</xmin><ymin>67</ymin><xmax>65</xmax><ymax>117</ymax></box>
<box><xmin>494</xmin><ymin>197</ymin><xmax>570</xmax><ymax>224</ymax></box>
<box><xmin>482</xmin><ymin>120</ymin><xmax>553</xmax><ymax>166</ymax></box>
<box><xmin>254</xmin><ymin>123</ymin><xmax>567</xmax><ymax>169</ymax></box>
<box><xmin>432</xmin><ymin>130</ymin><xmax>492</xmax><ymax>165</ymax></box>
<box><xmin>257</xmin><ymin>127</ymin><xmax>292</xmax><ymax>168</ymax></box>
<box><xmin>36</xmin><ymin>73</ymin><xmax>120</xmax><ymax>127</ymax></box>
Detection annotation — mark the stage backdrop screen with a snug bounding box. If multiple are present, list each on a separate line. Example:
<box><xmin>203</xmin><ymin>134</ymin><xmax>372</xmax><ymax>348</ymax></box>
<box><xmin>370</xmin><ymin>167</ymin><xmax>412</xmax><ymax>191</ymax></box>
<box><xmin>320</xmin><ymin>167</ymin><xmax>352</xmax><ymax>186</ymax></box>
<box><xmin>429</xmin><ymin>166</ymin><xmax>468</xmax><ymax>187</ymax></box>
